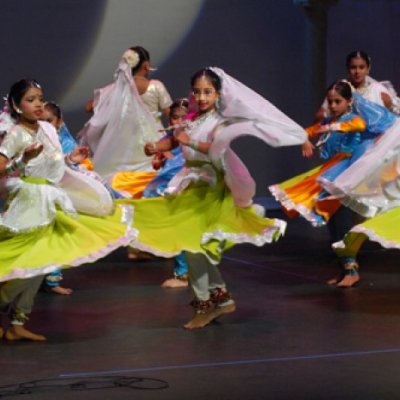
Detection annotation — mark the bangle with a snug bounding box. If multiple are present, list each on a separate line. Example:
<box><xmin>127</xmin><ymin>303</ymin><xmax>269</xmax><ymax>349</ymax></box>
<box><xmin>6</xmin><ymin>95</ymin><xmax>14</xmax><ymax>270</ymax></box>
<box><xmin>188</xmin><ymin>139</ymin><xmax>200</xmax><ymax>151</ymax></box>
<box><xmin>5</xmin><ymin>161</ymin><xmax>16</xmax><ymax>175</ymax></box>
<box><xmin>5</xmin><ymin>155</ymin><xmax>26</xmax><ymax>175</ymax></box>
<box><xmin>14</xmin><ymin>155</ymin><xmax>26</xmax><ymax>170</ymax></box>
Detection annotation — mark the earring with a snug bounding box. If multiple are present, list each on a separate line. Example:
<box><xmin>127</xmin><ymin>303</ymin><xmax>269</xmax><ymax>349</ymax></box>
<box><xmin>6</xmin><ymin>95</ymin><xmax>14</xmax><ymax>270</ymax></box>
<box><xmin>15</xmin><ymin>107</ymin><xmax>22</xmax><ymax>114</ymax></box>
<box><xmin>215</xmin><ymin>98</ymin><xmax>220</xmax><ymax>110</ymax></box>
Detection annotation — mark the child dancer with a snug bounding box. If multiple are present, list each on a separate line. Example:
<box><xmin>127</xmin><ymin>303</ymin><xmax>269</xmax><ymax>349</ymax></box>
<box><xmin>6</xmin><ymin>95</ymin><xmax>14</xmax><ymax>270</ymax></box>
<box><xmin>143</xmin><ymin>98</ymin><xmax>190</xmax><ymax>288</ymax></box>
<box><xmin>316</xmin><ymin>51</ymin><xmax>400</xmax><ymax>120</ymax></box>
<box><xmin>143</xmin><ymin>98</ymin><xmax>189</xmax><ymax>198</ymax></box>
<box><xmin>0</xmin><ymin>79</ymin><xmax>135</xmax><ymax>340</ymax></box>
<box><xmin>43</xmin><ymin>102</ymin><xmax>93</xmax><ymax>169</ymax></box>
<box><xmin>270</xmin><ymin>80</ymin><xmax>395</xmax><ymax>230</ymax></box>
<box><xmin>320</xmin><ymin>98</ymin><xmax>400</xmax><ymax>286</ymax></box>
<box><xmin>332</xmin><ymin>205</ymin><xmax>400</xmax><ymax>287</ymax></box>
<box><xmin>78</xmin><ymin>46</ymin><xmax>172</xmax><ymax>197</ymax></box>
<box><xmin>40</xmin><ymin>102</ymin><xmax>97</xmax><ymax>295</ymax></box>
<box><xmin>121</xmin><ymin>67</ymin><xmax>307</xmax><ymax>329</ymax></box>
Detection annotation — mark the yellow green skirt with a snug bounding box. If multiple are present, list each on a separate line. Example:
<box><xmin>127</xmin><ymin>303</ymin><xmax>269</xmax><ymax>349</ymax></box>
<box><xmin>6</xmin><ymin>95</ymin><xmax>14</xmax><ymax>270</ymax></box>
<box><xmin>334</xmin><ymin>207</ymin><xmax>400</xmax><ymax>258</ymax></box>
<box><xmin>0</xmin><ymin>205</ymin><xmax>136</xmax><ymax>282</ymax></box>
<box><xmin>118</xmin><ymin>178</ymin><xmax>285</xmax><ymax>264</ymax></box>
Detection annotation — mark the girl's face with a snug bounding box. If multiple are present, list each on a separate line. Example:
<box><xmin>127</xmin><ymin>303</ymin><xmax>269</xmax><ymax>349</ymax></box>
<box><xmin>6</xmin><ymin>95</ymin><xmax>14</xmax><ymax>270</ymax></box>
<box><xmin>192</xmin><ymin>76</ymin><xmax>219</xmax><ymax>114</ymax></box>
<box><xmin>42</xmin><ymin>108</ymin><xmax>62</xmax><ymax>129</ymax></box>
<box><xmin>347</xmin><ymin>57</ymin><xmax>370</xmax><ymax>86</ymax></box>
<box><xmin>326</xmin><ymin>89</ymin><xmax>352</xmax><ymax>118</ymax></box>
<box><xmin>18</xmin><ymin>87</ymin><xmax>44</xmax><ymax>123</ymax></box>
<box><xmin>169</xmin><ymin>107</ymin><xmax>188</xmax><ymax>126</ymax></box>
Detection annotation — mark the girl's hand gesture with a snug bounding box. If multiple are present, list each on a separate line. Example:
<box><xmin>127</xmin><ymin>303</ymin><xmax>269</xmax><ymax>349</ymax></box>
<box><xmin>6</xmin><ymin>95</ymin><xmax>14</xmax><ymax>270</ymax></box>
<box><xmin>152</xmin><ymin>153</ymin><xmax>166</xmax><ymax>170</ymax></box>
<box><xmin>69</xmin><ymin>146</ymin><xmax>89</xmax><ymax>164</ymax></box>
<box><xmin>302</xmin><ymin>140</ymin><xmax>315</xmax><ymax>158</ymax></box>
<box><xmin>22</xmin><ymin>143</ymin><xmax>44</xmax><ymax>163</ymax></box>
<box><xmin>144</xmin><ymin>142</ymin><xmax>157</xmax><ymax>156</ymax></box>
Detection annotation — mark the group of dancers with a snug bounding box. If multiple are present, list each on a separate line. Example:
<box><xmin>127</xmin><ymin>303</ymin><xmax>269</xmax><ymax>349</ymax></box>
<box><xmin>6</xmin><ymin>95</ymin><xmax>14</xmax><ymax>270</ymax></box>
<box><xmin>0</xmin><ymin>46</ymin><xmax>399</xmax><ymax>341</ymax></box>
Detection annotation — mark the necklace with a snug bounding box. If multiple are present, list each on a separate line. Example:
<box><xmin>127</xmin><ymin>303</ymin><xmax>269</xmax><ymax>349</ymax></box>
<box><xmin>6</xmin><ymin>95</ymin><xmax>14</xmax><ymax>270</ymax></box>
<box><xmin>355</xmin><ymin>80</ymin><xmax>370</xmax><ymax>96</ymax></box>
<box><xmin>19</xmin><ymin>122</ymin><xmax>38</xmax><ymax>135</ymax></box>
<box><xmin>186</xmin><ymin>110</ymin><xmax>216</xmax><ymax>131</ymax></box>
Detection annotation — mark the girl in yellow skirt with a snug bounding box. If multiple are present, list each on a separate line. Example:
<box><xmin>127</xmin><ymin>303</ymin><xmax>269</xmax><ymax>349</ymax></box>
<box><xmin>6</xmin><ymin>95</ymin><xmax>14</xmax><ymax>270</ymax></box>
<box><xmin>332</xmin><ymin>208</ymin><xmax>400</xmax><ymax>287</ymax></box>
<box><xmin>0</xmin><ymin>79</ymin><xmax>136</xmax><ymax>341</ymax></box>
<box><xmin>124</xmin><ymin>67</ymin><xmax>307</xmax><ymax>329</ymax></box>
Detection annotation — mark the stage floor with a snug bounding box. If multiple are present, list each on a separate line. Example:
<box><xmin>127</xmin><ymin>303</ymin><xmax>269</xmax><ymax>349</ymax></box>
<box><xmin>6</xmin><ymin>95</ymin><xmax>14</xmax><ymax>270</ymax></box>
<box><xmin>2</xmin><ymin>211</ymin><xmax>400</xmax><ymax>400</ymax></box>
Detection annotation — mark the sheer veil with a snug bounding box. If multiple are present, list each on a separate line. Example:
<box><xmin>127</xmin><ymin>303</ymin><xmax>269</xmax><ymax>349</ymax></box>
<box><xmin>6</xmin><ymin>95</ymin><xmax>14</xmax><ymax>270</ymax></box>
<box><xmin>77</xmin><ymin>58</ymin><xmax>160</xmax><ymax>179</ymax></box>
<box><xmin>208</xmin><ymin>67</ymin><xmax>307</xmax><ymax>207</ymax></box>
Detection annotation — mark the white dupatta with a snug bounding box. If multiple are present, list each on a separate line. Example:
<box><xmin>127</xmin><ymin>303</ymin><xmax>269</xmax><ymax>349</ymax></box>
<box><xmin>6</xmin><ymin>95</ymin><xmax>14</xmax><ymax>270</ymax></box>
<box><xmin>77</xmin><ymin>60</ymin><xmax>160</xmax><ymax>179</ymax></box>
<box><xmin>208</xmin><ymin>67</ymin><xmax>307</xmax><ymax>207</ymax></box>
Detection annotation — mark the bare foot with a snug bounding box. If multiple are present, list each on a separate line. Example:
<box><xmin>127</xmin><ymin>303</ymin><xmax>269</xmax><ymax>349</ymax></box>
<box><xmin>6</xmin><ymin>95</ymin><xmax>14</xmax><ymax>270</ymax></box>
<box><xmin>184</xmin><ymin>303</ymin><xmax>236</xmax><ymax>329</ymax></box>
<box><xmin>161</xmin><ymin>278</ymin><xmax>188</xmax><ymax>288</ymax></box>
<box><xmin>184</xmin><ymin>312</ymin><xmax>216</xmax><ymax>329</ymax></box>
<box><xmin>5</xmin><ymin>325</ymin><xmax>46</xmax><ymax>341</ymax></box>
<box><xmin>336</xmin><ymin>274</ymin><xmax>360</xmax><ymax>288</ymax></box>
<box><xmin>50</xmin><ymin>286</ymin><xmax>73</xmax><ymax>295</ymax></box>
<box><xmin>327</xmin><ymin>276</ymin><xmax>340</xmax><ymax>286</ymax></box>
<box><xmin>209</xmin><ymin>302</ymin><xmax>236</xmax><ymax>321</ymax></box>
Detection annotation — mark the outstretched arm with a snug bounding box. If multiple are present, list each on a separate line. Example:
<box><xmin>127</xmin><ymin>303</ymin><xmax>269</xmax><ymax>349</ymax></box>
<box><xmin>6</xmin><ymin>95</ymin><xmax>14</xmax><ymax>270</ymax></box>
<box><xmin>66</xmin><ymin>146</ymin><xmax>90</xmax><ymax>164</ymax></box>
<box><xmin>144</xmin><ymin>136</ymin><xmax>176</xmax><ymax>155</ymax></box>
<box><xmin>301</xmin><ymin>121</ymin><xmax>330</xmax><ymax>159</ymax></box>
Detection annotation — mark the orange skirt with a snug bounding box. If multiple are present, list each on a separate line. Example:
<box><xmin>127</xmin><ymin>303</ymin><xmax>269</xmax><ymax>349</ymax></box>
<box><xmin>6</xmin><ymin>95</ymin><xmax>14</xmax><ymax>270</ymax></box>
<box><xmin>270</xmin><ymin>153</ymin><xmax>349</xmax><ymax>225</ymax></box>
<box><xmin>111</xmin><ymin>171</ymin><xmax>157</xmax><ymax>198</ymax></box>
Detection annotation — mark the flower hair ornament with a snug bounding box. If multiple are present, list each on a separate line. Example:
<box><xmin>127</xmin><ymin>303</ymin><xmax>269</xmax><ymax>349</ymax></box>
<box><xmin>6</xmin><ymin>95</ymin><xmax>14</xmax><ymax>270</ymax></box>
<box><xmin>122</xmin><ymin>49</ymin><xmax>140</xmax><ymax>69</ymax></box>
<box><xmin>339</xmin><ymin>79</ymin><xmax>356</xmax><ymax>93</ymax></box>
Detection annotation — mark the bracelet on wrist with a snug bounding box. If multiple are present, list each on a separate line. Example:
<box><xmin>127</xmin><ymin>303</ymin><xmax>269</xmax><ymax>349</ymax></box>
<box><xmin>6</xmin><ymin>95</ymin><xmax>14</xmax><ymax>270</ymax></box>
<box><xmin>5</xmin><ymin>161</ymin><xmax>16</xmax><ymax>175</ymax></box>
<box><xmin>6</xmin><ymin>155</ymin><xmax>26</xmax><ymax>175</ymax></box>
<box><xmin>14</xmin><ymin>155</ymin><xmax>26</xmax><ymax>170</ymax></box>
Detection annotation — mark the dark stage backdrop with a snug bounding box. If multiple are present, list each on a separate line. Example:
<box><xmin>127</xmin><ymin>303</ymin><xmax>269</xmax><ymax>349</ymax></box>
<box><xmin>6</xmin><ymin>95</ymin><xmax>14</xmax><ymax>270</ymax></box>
<box><xmin>0</xmin><ymin>0</ymin><xmax>399</xmax><ymax>195</ymax></box>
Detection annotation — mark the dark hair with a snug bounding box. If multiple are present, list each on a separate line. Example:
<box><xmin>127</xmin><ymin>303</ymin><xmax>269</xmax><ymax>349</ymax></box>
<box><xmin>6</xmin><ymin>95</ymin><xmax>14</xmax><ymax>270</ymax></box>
<box><xmin>170</xmin><ymin>98</ymin><xmax>189</xmax><ymax>112</ymax></box>
<box><xmin>44</xmin><ymin>101</ymin><xmax>62</xmax><ymax>119</ymax></box>
<box><xmin>130</xmin><ymin>46</ymin><xmax>150</xmax><ymax>75</ymax></box>
<box><xmin>346</xmin><ymin>50</ymin><xmax>371</xmax><ymax>68</ymax></box>
<box><xmin>8</xmin><ymin>79</ymin><xmax>41</xmax><ymax>119</ymax></box>
<box><xmin>190</xmin><ymin>68</ymin><xmax>222</xmax><ymax>92</ymax></box>
<box><xmin>327</xmin><ymin>80</ymin><xmax>353</xmax><ymax>100</ymax></box>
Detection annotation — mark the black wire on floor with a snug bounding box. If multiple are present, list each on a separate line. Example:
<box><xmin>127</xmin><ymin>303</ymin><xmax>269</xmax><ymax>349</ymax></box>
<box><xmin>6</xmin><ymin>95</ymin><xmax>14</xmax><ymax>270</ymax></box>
<box><xmin>0</xmin><ymin>375</ymin><xmax>169</xmax><ymax>397</ymax></box>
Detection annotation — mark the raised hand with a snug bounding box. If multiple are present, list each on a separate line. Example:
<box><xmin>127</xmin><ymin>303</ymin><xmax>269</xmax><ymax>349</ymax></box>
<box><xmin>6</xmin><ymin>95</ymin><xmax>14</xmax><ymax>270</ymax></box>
<box><xmin>69</xmin><ymin>146</ymin><xmax>89</xmax><ymax>163</ymax></box>
<box><xmin>302</xmin><ymin>140</ymin><xmax>315</xmax><ymax>158</ymax></box>
<box><xmin>144</xmin><ymin>142</ymin><xmax>157</xmax><ymax>156</ymax></box>
<box><xmin>22</xmin><ymin>143</ymin><xmax>44</xmax><ymax>163</ymax></box>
